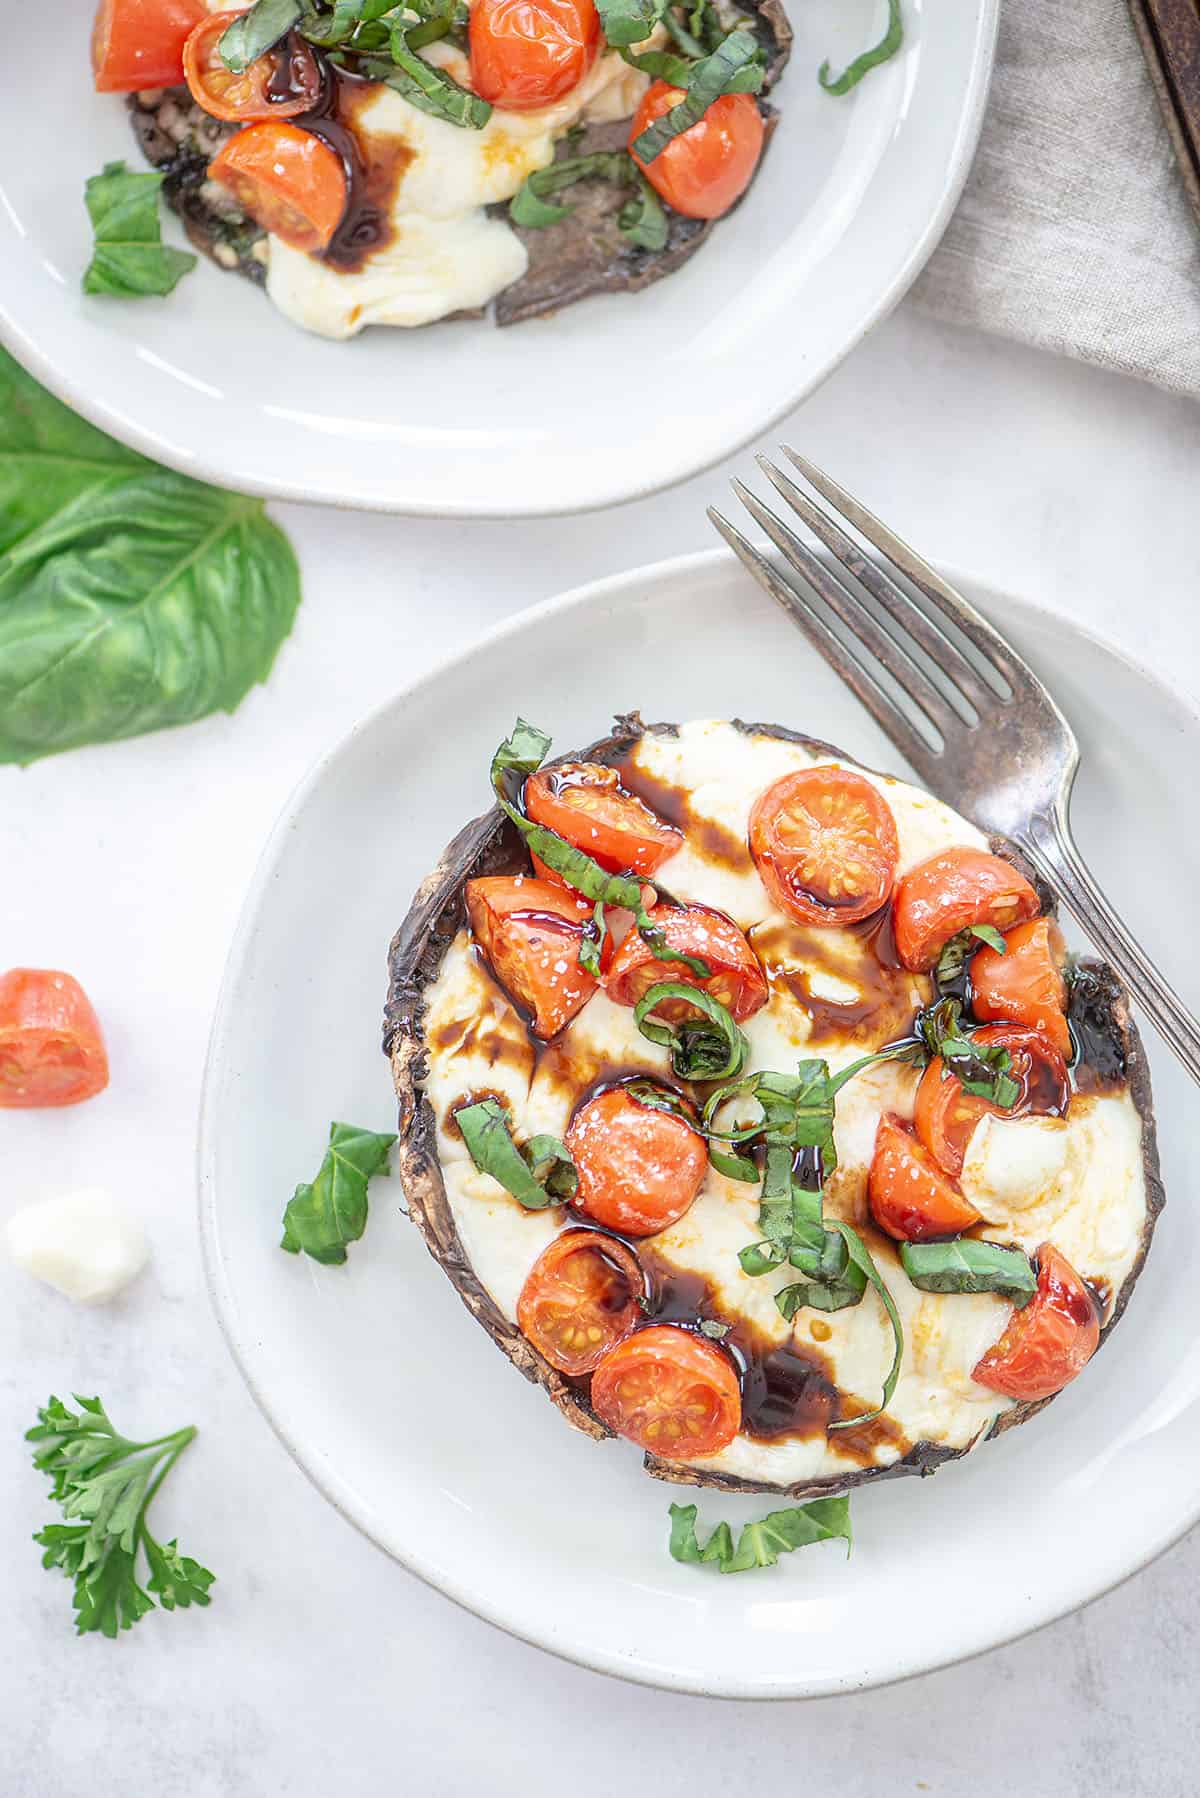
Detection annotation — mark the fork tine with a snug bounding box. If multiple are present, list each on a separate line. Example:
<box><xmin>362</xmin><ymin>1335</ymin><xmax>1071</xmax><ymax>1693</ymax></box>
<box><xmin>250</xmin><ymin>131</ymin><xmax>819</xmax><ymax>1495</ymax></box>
<box><xmin>707</xmin><ymin>505</ymin><xmax>941</xmax><ymax>781</ymax></box>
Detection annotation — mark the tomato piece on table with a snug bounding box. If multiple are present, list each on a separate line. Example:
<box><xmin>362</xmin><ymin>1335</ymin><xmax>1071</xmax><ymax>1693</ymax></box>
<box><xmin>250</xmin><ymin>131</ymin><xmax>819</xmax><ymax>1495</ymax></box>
<box><xmin>0</xmin><ymin>970</ymin><xmax>109</xmax><ymax>1109</ymax></box>
<box><xmin>629</xmin><ymin>82</ymin><xmax>764</xmax><ymax>220</ymax></box>
<box><xmin>973</xmin><ymin>1243</ymin><xmax>1100</xmax><ymax>1401</ymax></box>
<box><xmin>913</xmin><ymin>1059</ymin><xmax>993</xmax><ymax>1177</ymax></box>
<box><xmin>591</xmin><ymin>1324</ymin><xmax>741</xmax><ymax>1457</ymax></box>
<box><xmin>469</xmin><ymin>0</ymin><xmax>601</xmax><ymax>110</ymax></box>
<box><xmin>184</xmin><ymin>13</ymin><xmax>323</xmax><ymax>121</ymax></box>
<box><xmin>566</xmin><ymin>1084</ymin><xmax>707</xmax><ymax>1237</ymax></box>
<box><xmin>517</xmin><ymin>1229</ymin><xmax>644</xmax><ymax>1376</ymax></box>
<box><xmin>92</xmin><ymin>0</ymin><xmax>209</xmax><ymax>93</ymax></box>
<box><xmin>208</xmin><ymin>122</ymin><xmax>347</xmax><ymax>253</ymax></box>
<box><xmin>466</xmin><ymin>875</ymin><xmax>599</xmax><ymax>1039</ymax></box>
<box><xmin>868</xmin><ymin>1113</ymin><xmax>982</xmax><ymax>1241</ymax></box>
<box><xmin>748</xmin><ymin>767</ymin><xmax>900</xmax><ymax>927</ymax></box>
<box><xmin>970</xmin><ymin>917</ymin><xmax>1071</xmax><ymax>1059</ymax></box>
<box><xmin>892</xmin><ymin>848</ymin><xmax>1041</xmax><ymax>972</ymax></box>
<box><xmin>605</xmin><ymin>904</ymin><xmax>768</xmax><ymax>1022</ymax></box>
<box><xmin>524</xmin><ymin>761</ymin><xmax>682</xmax><ymax>877</ymax></box>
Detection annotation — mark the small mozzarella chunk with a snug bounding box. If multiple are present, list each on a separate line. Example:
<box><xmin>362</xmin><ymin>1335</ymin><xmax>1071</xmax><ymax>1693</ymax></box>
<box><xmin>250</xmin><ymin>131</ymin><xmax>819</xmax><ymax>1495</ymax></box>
<box><xmin>960</xmin><ymin>1113</ymin><xmax>1072</xmax><ymax>1223</ymax></box>
<box><xmin>7</xmin><ymin>1189</ymin><xmax>148</xmax><ymax>1305</ymax></box>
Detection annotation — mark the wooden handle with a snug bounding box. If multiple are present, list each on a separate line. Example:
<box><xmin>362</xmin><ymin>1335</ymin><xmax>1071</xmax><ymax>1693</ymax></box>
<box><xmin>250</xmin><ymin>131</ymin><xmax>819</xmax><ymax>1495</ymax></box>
<box><xmin>1126</xmin><ymin>0</ymin><xmax>1200</xmax><ymax>225</ymax></box>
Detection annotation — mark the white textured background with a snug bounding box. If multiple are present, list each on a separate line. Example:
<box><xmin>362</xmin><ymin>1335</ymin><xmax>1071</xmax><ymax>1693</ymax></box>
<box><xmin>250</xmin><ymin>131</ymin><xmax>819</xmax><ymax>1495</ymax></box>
<box><xmin>3</xmin><ymin>305</ymin><xmax>1200</xmax><ymax>1795</ymax></box>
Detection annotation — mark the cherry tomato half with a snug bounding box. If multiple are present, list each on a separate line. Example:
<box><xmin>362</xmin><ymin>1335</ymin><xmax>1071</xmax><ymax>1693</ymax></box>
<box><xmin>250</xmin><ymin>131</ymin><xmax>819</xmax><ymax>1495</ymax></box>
<box><xmin>208</xmin><ymin>121</ymin><xmax>347</xmax><ymax>253</ymax></box>
<box><xmin>517</xmin><ymin>1229</ymin><xmax>644</xmax><ymax>1375</ymax></box>
<box><xmin>868</xmin><ymin>1113</ymin><xmax>982</xmax><ymax>1241</ymax></box>
<box><xmin>0</xmin><ymin>970</ymin><xmax>109</xmax><ymax>1109</ymax></box>
<box><xmin>748</xmin><ymin>767</ymin><xmax>900</xmax><ymax>927</ymax></box>
<box><xmin>566</xmin><ymin>1084</ymin><xmax>707</xmax><ymax>1236</ymax></box>
<box><xmin>469</xmin><ymin>0</ymin><xmax>601</xmax><ymax>111</ymax></box>
<box><xmin>525</xmin><ymin>761</ymin><xmax>682</xmax><ymax>878</ymax></box>
<box><xmin>92</xmin><ymin>0</ymin><xmax>209</xmax><ymax>93</ymax></box>
<box><xmin>466</xmin><ymin>875</ymin><xmax>599</xmax><ymax>1039</ymax></box>
<box><xmin>973</xmin><ymin>1243</ymin><xmax>1100</xmax><ymax>1401</ymax></box>
<box><xmin>605</xmin><ymin>903</ymin><xmax>769</xmax><ymax>1023</ymax></box>
<box><xmin>970</xmin><ymin>917</ymin><xmax>1070</xmax><ymax>1059</ymax></box>
<box><xmin>913</xmin><ymin>1059</ymin><xmax>992</xmax><ymax>1177</ymax></box>
<box><xmin>184</xmin><ymin>13</ymin><xmax>323</xmax><ymax>121</ymax></box>
<box><xmin>629</xmin><ymin>81</ymin><xmax>764</xmax><ymax>220</ymax></box>
<box><xmin>591</xmin><ymin>1324</ymin><xmax>741</xmax><ymax>1457</ymax></box>
<box><xmin>914</xmin><ymin>1021</ymin><xmax>1070</xmax><ymax>1177</ymax></box>
<box><xmin>892</xmin><ymin>848</ymin><xmax>1041</xmax><ymax>973</ymax></box>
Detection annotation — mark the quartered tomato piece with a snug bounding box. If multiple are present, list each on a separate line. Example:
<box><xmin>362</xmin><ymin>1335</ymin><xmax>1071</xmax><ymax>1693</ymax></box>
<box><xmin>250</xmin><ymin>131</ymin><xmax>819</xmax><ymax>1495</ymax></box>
<box><xmin>0</xmin><ymin>970</ymin><xmax>109</xmax><ymax>1109</ymax></box>
<box><xmin>748</xmin><ymin>767</ymin><xmax>900</xmax><ymax>927</ymax></box>
<box><xmin>868</xmin><ymin>1113</ymin><xmax>982</xmax><ymax>1241</ymax></box>
<box><xmin>970</xmin><ymin>917</ymin><xmax>1071</xmax><ymax>1058</ymax></box>
<box><xmin>629</xmin><ymin>82</ymin><xmax>764</xmax><ymax>220</ymax></box>
<box><xmin>893</xmin><ymin>848</ymin><xmax>1041</xmax><ymax>972</ymax></box>
<box><xmin>469</xmin><ymin>0</ymin><xmax>601</xmax><ymax>110</ymax></box>
<box><xmin>184</xmin><ymin>13</ymin><xmax>323</xmax><ymax>121</ymax></box>
<box><xmin>525</xmin><ymin>762</ymin><xmax>682</xmax><ymax>877</ymax></box>
<box><xmin>591</xmin><ymin>1324</ymin><xmax>741</xmax><ymax>1457</ymax></box>
<box><xmin>973</xmin><ymin>1243</ymin><xmax>1100</xmax><ymax>1401</ymax></box>
<box><xmin>92</xmin><ymin>0</ymin><xmax>209</xmax><ymax>93</ymax></box>
<box><xmin>517</xmin><ymin>1229</ymin><xmax>644</xmax><ymax>1376</ymax></box>
<box><xmin>566</xmin><ymin>1084</ymin><xmax>707</xmax><ymax>1236</ymax></box>
<box><xmin>605</xmin><ymin>904</ymin><xmax>768</xmax><ymax>1022</ymax></box>
<box><xmin>466</xmin><ymin>875</ymin><xmax>598</xmax><ymax>1039</ymax></box>
<box><xmin>913</xmin><ymin>1059</ymin><xmax>992</xmax><ymax>1177</ymax></box>
<box><xmin>208</xmin><ymin>121</ymin><xmax>347</xmax><ymax>253</ymax></box>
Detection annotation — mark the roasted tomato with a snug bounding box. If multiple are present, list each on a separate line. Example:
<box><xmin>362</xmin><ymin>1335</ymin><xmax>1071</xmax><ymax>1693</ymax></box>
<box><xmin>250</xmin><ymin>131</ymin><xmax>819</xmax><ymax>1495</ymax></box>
<box><xmin>629</xmin><ymin>82</ymin><xmax>764</xmax><ymax>220</ymax></box>
<box><xmin>913</xmin><ymin>1059</ymin><xmax>992</xmax><ymax>1177</ymax></box>
<box><xmin>970</xmin><ymin>917</ymin><xmax>1070</xmax><ymax>1058</ymax></box>
<box><xmin>868</xmin><ymin>1113</ymin><xmax>982</xmax><ymax>1241</ymax></box>
<box><xmin>914</xmin><ymin>1021</ymin><xmax>1070</xmax><ymax>1176</ymax></box>
<box><xmin>973</xmin><ymin>1024</ymin><xmax>1070</xmax><ymax>1116</ymax></box>
<box><xmin>605</xmin><ymin>904</ymin><xmax>768</xmax><ymax>1022</ymax></box>
<box><xmin>0</xmin><ymin>970</ymin><xmax>110</xmax><ymax>1109</ymax></box>
<box><xmin>465</xmin><ymin>875</ymin><xmax>599</xmax><ymax>1038</ymax></box>
<box><xmin>92</xmin><ymin>0</ymin><xmax>209</xmax><ymax>93</ymax></box>
<box><xmin>208</xmin><ymin>121</ymin><xmax>347</xmax><ymax>253</ymax></box>
<box><xmin>893</xmin><ymin>848</ymin><xmax>1042</xmax><ymax>972</ymax></box>
<box><xmin>525</xmin><ymin>761</ymin><xmax>682</xmax><ymax>877</ymax></box>
<box><xmin>183</xmin><ymin>13</ymin><xmax>323</xmax><ymax>121</ymax></box>
<box><xmin>517</xmin><ymin>1229</ymin><xmax>644</xmax><ymax>1375</ymax></box>
<box><xmin>566</xmin><ymin>1085</ymin><xmax>707</xmax><ymax>1236</ymax></box>
<box><xmin>973</xmin><ymin>1243</ymin><xmax>1100</xmax><ymax>1401</ymax></box>
<box><xmin>748</xmin><ymin>767</ymin><xmax>900</xmax><ymax>927</ymax></box>
<box><xmin>469</xmin><ymin>0</ymin><xmax>601</xmax><ymax>110</ymax></box>
<box><xmin>591</xmin><ymin>1324</ymin><xmax>741</xmax><ymax>1456</ymax></box>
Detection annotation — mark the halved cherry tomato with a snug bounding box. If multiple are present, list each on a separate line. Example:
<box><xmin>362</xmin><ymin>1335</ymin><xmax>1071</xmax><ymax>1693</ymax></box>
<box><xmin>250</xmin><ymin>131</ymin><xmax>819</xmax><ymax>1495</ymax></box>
<box><xmin>184</xmin><ymin>13</ymin><xmax>323</xmax><ymax>121</ymax></box>
<box><xmin>525</xmin><ymin>762</ymin><xmax>682</xmax><ymax>878</ymax></box>
<box><xmin>629</xmin><ymin>81</ymin><xmax>764</xmax><ymax>220</ymax></box>
<box><xmin>517</xmin><ymin>1229</ymin><xmax>644</xmax><ymax>1376</ymax></box>
<box><xmin>868</xmin><ymin>1113</ymin><xmax>982</xmax><ymax>1241</ymax></box>
<box><xmin>466</xmin><ymin>875</ymin><xmax>599</xmax><ymax>1038</ymax></box>
<box><xmin>893</xmin><ymin>848</ymin><xmax>1041</xmax><ymax>973</ymax></box>
<box><xmin>970</xmin><ymin>917</ymin><xmax>1070</xmax><ymax>1058</ymax></box>
<box><xmin>591</xmin><ymin>1324</ymin><xmax>741</xmax><ymax>1456</ymax></box>
<box><xmin>0</xmin><ymin>970</ymin><xmax>109</xmax><ymax>1109</ymax></box>
<box><xmin>973</xmin><ymin>1243</ymin><xmax>1100</xmax><ymax>1401</ymax></box>
<box><xmin>92</xmin><ymin>0</ymin><xmax>209</xmax><ymax>93</ymax></box>
<box><xmin>605</xmin><ymin>903</ymin><xmax>769</xmax><ymax>1023</ymax></box>
<box><xmin>469</xmin><ymin>0</ymin><xmax>601</xmax><ymax>110</ymax></box>
<box><xmin>748</xmin><ymin>767</ymin><xmax>900</xmax><ymax>927</ymax></box>
<box><xmin>208</xmin><ymin>121</ymin><xmax>347</xmax><ymax>253</ymax></box>
<box><xmin>913</xmin><ymin>1059</ymin><xmax>991</xmax><ymax>1177</ymax></box>
<box><xmin>914</xmin><ymin>1022</ymin><xmax>1070</xmax><ymax>1176</ymax></box>
<box><xmin>566</xmin><ymin>1084</ymin><xmax>707</xmax><ymax>1236</ymax></box>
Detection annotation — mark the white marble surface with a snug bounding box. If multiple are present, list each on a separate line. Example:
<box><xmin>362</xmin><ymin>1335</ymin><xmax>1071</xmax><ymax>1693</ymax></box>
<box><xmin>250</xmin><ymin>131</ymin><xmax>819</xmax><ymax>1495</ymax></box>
<box><xmin>3</xmin><ymin>305</ymin><xmax>1200</xmax><ymax>1797</ymax></box>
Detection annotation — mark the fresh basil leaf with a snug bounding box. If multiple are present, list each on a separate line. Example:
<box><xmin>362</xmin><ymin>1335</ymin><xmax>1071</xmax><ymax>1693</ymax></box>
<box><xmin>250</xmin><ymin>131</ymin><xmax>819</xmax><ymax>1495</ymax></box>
<box><xmin>455</xmin><ymin>1097</ymin><xmax>575</xmax><ymax>1209</ymax></box>
<box><xmin>218</xmin><ymin>0</ymin><xmax>303</xmax><ymax>71</ymax></box>
<box><xmin>510</xmin><ymin>151</ymin><xmax>636</xmax><ymax>228</ymax></box>
<box><xmin>618</xmin><ymin>172</ymin><xmax>671</xmax><ymax>251</ymax></box>
<box><xmin>826</xmin><ymin>1224</ymin><xmax>904</xmax><ymax>1428</ymax></box>
<box><xmin>619</xmin><ymin>44</ymin><xmax>695</xmax><ymax>83</ymax></box>
<box><xmin>280</xmin><ymin>1122</ymin><xmax>397</xmax><ymax>1264</ymax></box>
<box><xmin>899</xmin><ymin>1239</ymin><xmax>1037</xmax><ymax>1305</ymax></box>
<box><xmin>578</xmin><ymin>899</ymin><xmax>607</xmax><ymax>978</ymax></box>
<box><xmin>0</xmin><ymin>350</ymin><xmax>301</xmax><ymax>766</ymax></box>
<box><xmin>918</xmin><ymin>997</ymin><xmax>1020</xmax><ymax>1109</ymax></box>
<box><xmin>383</xmin><ymin>24</ymin><xmax>493</xmax><ymax>126</ymax></box>
<box><xmin>622</xmin><ymin>1079</ymin><xmax>695</xmax><ymax>1122</ymax></box>
<box><xmin>632</xmin><ymin>30</ymin><xmax>764</xmax><ymax>163</ymax></box>
<box><xmin>82</xmin><ymin>163</ymin><xmax>197</xmax><ymax>300</ymax></box>
<box><xmin>595</xmin><ymin>0</ymin><xmax>668</xmax><ymax>48</ymax></box>
<box><xmin>818</xmin><ymin>0</ymin><xmax>903</xmax><ymax>96</ymax></box>
<box><xmin>935</xmin><ymin>922</ymin><xmax>1007</xmax><ymax>988</ymax></box>
<box><xmin>970</xmin><ymin>923</ymin><xmax>1007</xmax><ymax>954</ymax></box>
<box><xmin>634</xmin><ymin>982</ymin><xmax>748</xmax><ymax>1080</ymax></box>
<box><xmin>668</xmin><ymin>1497</ymin><xmax>851</xmax><ymax>1573</ymax></box>
<box><xmin>300</xmin><ymin>0</ymin><xmax>397</xmax><ymax>43</ymax></box>
<box><xmin>776</xmin><ymin>1260</ymin><xmax>866</xmax><ymax>1318</ymax></box>
<box><xmin>522</xmin><ymin>1134</ymin><xmax>579</xmax><ymax>1199</ymax></box>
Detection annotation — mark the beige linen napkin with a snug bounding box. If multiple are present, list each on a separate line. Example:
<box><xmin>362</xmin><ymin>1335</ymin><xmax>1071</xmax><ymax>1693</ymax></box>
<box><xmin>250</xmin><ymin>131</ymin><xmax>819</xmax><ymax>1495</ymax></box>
<box><xmin>910</xmin><ymin>0</ymin><xmax>1200</xmax><ymax>398</ymax></box>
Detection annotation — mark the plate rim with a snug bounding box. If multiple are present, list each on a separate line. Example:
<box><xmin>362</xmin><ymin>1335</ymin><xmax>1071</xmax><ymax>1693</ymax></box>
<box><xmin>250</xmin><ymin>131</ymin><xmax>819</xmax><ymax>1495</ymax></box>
<box><xmin>197</xmin><ymin>544</ymin><xmax>1200</xmax><ymax>1696</ymax></box>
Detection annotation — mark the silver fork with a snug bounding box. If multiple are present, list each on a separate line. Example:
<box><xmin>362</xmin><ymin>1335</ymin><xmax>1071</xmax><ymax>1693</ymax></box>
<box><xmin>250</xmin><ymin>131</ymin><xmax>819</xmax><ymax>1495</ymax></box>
<box><xmin>710</xmin><ymin>448</ymin><xmax>1200</xmax><ymax>1088</ymax></box>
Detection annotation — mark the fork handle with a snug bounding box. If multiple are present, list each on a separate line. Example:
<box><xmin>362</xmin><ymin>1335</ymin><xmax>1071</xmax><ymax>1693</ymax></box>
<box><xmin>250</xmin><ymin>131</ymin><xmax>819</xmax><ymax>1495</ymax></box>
<box><xmin>1017</xmin><ymin>809</ymin><xmax>1200</xmax><ymax>1088</ymax></box>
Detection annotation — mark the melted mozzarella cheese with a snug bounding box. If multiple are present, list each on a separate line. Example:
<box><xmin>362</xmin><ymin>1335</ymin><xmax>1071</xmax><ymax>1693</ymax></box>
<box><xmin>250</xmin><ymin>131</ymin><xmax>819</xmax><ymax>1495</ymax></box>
<box><xmin>7</xmin><ymin>1188</ymin><xmax>148</xmax><ymax>1305</ymax></box>
<box><xmin>961</xmin><ymin>1113</ymin><xmax>1070</xmax><ymax>1219</ymax></box>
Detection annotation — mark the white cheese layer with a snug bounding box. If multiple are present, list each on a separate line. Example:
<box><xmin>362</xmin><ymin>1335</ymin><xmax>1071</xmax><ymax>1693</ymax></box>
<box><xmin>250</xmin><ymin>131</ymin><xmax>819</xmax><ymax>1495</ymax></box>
<box><xmin>6</xmin><ymin>1188</ymin><xmax>148</xmax><ymax>1305</ymax></box>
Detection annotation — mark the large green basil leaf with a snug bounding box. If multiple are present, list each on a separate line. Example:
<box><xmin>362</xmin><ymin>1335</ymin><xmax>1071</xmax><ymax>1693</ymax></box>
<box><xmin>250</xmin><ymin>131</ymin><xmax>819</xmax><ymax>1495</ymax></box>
<box><xmin>82</xmin><ymin>163</ymin><xmax>197</xmax><ymax>299</ymax></box>
<box><xmin>280</xmin><ymin>1121</ymin><xmax>398</xmax><ymax>1264</ymax></box>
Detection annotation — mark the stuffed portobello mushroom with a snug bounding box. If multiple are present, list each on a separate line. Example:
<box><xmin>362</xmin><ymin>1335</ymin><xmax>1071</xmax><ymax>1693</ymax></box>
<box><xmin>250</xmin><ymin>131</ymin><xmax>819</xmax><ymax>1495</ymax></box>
<box><xmin>383</xmin><ymin>716</ymin><xmax>1163</xmax><ymax>1499</ymax></box>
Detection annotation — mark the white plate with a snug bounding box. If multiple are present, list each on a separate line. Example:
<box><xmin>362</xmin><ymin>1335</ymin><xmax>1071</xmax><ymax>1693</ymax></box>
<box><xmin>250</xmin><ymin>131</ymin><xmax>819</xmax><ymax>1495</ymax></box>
<box><xmin>0</xmin><ymin>4</ymin><xmax>995</xmax><ymax>518</ymax></box>
<box><xmin>199</xmin><ymin>548</ymin><xmax>1199</xmax><ymax>1697</ymax></box>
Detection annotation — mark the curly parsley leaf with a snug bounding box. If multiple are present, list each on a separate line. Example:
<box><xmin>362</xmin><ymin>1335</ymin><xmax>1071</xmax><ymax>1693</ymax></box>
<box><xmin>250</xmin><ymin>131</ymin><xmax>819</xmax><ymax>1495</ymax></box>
<box><xmin>669</xmin><ymin>1496</ymin><xmax>852</xmax><ymax>1573</ymax></box>
<box><xmin>82</xmin><ymin>163</ymin><xmax>197</xmax><ymax>299</ymax></box>
<box><xmin>819</xmin><ymin>0</ymin><xmax>903</xmax><ymax>96</ymax></box>
<box><xmin>631</xmin><ymin>30</ymin><xmax>764</xmax><ymax>163</ymax></box>
<box><xmin>280</xmin><ymin>1121</ymin><xmax>398</xmax><ymax>1264</ymax></box>
<box><xmin>456</xmin><ymin>1096</ymin><xmax>577</xmax><ymax>1209</ymax></box>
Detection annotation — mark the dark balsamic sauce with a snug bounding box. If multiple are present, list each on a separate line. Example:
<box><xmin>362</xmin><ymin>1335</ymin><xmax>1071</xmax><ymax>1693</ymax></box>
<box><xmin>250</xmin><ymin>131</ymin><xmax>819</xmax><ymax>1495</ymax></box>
<box><xmin>1066</xmin><ymin>964</ymin><xmax>1127</xmax><ymax>1096</ymax></box>
<box><xmin>614</xmin><ymin>757</ymin><xmax>754</xmax><ymax>876</ymax></box>
<box><xmin>749</xmin><ymin>911</ymin><xmax>925</xmax><ymax>1049</ymax></box>
<box><xmin>295</xmin><ymin>61</ymin><xmax>415</xmax><ymax>272</ymax></box>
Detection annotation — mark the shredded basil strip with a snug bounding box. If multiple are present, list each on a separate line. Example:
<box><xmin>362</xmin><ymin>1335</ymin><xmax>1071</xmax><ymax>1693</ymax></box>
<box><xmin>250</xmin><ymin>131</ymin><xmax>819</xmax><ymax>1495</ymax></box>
<box><xmin>632</xmin><ymin>30</ymin><xmax>764</xmax><ymax>164</ymax></box>
<box><xmin>617</xmin><ymin>173</ymin><xmax>670</xmax><ymax>251</ymax></box>
<box><xmin>622</xmin><ymin>1079</ymin><xmax>697</xmax><ymax>1123</ymax></box>
<box><xmin>509</xmin><ymin>153</ymin><xmax>668</xmax><ymax>251</ymax></box>
<box><xmin>455</xmin><ymin>1098</ymin><xmax>575</xmax><ymax>1209</ymax></box>
<box><xmin>218</xmin><ymin>0</ymin><xmax>303</xmax><ymax>71</ymax></box>
<box><xmin>594</xmin><ymin>0</ymin><xmax>669</xmax><ymax>48</ymax></box>
<box><xmin>579</xmin><ymin>899</ymin><xmax>607</xmax><ymax>978</ymax></box>
<box><xmin>635</xmin><ymin>982</ymin><xmax>748</xmax><ymax>1081</ymax></box>
<box><xmin>818</xmin><ymin>0</ymin><xmax>903</xmax><ymax>96</ymax></box>
<box><xmin>918</xmin><ymin>998</ymin><xmax>1020</xmax><ymax>1109</ymax></box>
<box><xmin>934</xmin><ymin>922</ymin><xmax>1007</xmax><ymax>988</ymax></box>
<box><xmin>381</xmin><ymin>25</ymin><xmax>493</xmax><ymax>127</ymax></box>
<box><xmin>825</xmin><ymin>1223</ymin><xmax>904</xmax><ymax>1428</ymax></box>
<box><xmin>669</xmin><ymin>1496</ymin><xmax>852</xmax><ymax>1574</ymax></box>
<box><xmin>899</xmin><ymin>1240</ymin><xmax>1037</xmax><ymax>1306</ymax></box>
<box><xmin>619</xmin><ymin>45</ymin><xmax>695</xmax><ymax>84</ymax></box>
